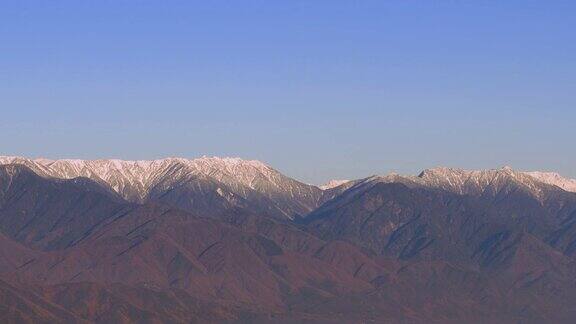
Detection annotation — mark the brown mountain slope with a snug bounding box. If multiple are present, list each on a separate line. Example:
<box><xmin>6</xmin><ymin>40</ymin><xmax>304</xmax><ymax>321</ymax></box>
<box><xmin>2</xmin><ymin>164</ymin><xmax>576</xmax><ymax>322</ymax></box>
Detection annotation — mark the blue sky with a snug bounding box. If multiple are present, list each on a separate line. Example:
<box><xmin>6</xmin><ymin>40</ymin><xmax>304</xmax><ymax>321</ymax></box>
<box><xmin>1</xmin><ymin>1</ymin><xmax>575</xmax><ymax>183</ymax></box>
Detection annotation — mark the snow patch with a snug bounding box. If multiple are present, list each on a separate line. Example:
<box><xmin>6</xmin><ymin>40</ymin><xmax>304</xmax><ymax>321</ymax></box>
<box><xmin>319</xmin><ymin>179</ymin><xmax>350</xmax><ymax>190</ymax></box>
<box><xmin>524</xmin><ymin>171</ymin><xmax>576</xmax><ymax>193</ymax></box>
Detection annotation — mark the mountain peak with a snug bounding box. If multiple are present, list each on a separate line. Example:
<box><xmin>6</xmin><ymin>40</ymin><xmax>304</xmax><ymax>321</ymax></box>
<box><xmin>524</xmin><ymin>171</ymin><xmax>576</xmax><ymax>193</ymax></box>
<box><xmin>193</xmin><ymin>155</ymin><xmax>271</xmax><ymax>170</ymax></box>
<box><xmin>415</xmin><ymin>165</ymin><xmax>551</xmax><ymax>196</ymax></box>
<box><xmin>319</xmin><ymin>179</ymin><xmax>350</xmax><ymax>190</ymax></box>
<box><xmin>0</xmin><ymin>156</ymin><xmax>322</xmax><ymax>218</ymax></box>
<box><xmin>418</xmin><ymin>166</ymin><xmax>467</xmax><ymax>178</ymax></box>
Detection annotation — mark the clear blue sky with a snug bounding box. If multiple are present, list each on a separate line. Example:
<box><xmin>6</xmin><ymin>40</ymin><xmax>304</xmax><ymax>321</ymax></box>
<box><xmin>1</xmin><ymin>1</ymin><xmax>575</xmax><ymax>183</ymax></box>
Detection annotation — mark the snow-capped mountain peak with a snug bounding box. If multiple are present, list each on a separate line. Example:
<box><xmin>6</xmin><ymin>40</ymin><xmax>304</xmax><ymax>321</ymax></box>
<box><xmin>2</xmin><ymin>156</ymin><xmax>575</xmax><ymax>215</ymax></box>
<box><xmin>0</xmin><ymin>156</ymin><xmax>325</xmax><ymax>218</ymax></box>
<box><xmin>524</xmin><ymin>171</ymin><xmax>576</xmax><ymax>193</ymax></box>
<box><xmin>415</xmin><ymin>166</ymin><xmax>556</xmax><ymax>197</ymax></box>
<box><xmin>319</xmin><ymin>179</ymin><xmax>350</xmax><ymax>190</ymax></box>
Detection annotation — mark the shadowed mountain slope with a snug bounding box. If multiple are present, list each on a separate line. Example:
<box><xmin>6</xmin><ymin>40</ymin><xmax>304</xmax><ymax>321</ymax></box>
<box><xmin>2</xmin><ymin>162</ymin><xmax>576</xmax><ymax>322</ymax></box>
<box><xmin>0</xmin><ymin>156</ymin><xmax>333</xmax><ymax>220</ymax></box>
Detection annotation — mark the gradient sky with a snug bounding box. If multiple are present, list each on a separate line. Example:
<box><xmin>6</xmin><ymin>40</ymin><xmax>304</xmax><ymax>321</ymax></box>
<box><xmin>1</xmin><ymin>1</ymin><xmax>575</xmax><ymax>184</ymax></box>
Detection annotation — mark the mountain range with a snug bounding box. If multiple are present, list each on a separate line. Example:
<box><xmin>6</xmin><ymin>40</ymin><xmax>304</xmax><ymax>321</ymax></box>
<box><xmin>1</xmin><ymin>156</ymin><xmax>576</xmax><ymax>323</ymax></box>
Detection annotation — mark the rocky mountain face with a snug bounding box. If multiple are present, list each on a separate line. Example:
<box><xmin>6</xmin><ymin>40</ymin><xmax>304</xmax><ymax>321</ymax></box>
<box><xmin>525</xmin><ymin>170</ymin><xmax>576</xmax><ymax>193</ymax></box>
<box><xmin>0</xmin><ymin>164</ymin><xmax>388</xmax><ymax>322</ymax></box>
<box><xmin>301</xmin><ymin>167</ymin><xmax>576</xmax><ymax>321</ymax></box>
<box><xmin>2</xmin><ymin>157</ymin><xmax>576</xmax><ymax>322</ymax></box>
<box><xmin>304</xmin><ymin>166</ymin><xmax>576</xmax><ymax>256</ymax></box>
<box><xmin>319</xmin><ymin>179</ymin><xmax>350</xmax><ymax>190</ymax></box>
<box><xmin>0</xmin><ymin>156</ymin><xmax>329</xmax><ymax>220</ymax></box>
<box><xmin>0</xmin><ymin>165</ymin><xmax>128</xmax><ymax>250</ymax></box>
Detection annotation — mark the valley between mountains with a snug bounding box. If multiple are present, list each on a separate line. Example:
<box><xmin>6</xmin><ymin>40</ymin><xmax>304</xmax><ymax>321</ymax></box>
<box><xmin>1</xmin><ymin>156</ymin><xmax>576</xmax><ymax>323</ymax></box>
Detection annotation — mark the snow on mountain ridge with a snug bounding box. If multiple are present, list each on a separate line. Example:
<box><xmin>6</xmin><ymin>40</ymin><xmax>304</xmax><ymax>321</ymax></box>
<box><xmin>2</xmin><ymin>155</ymin><xmax>575</xmax><ymax>204</ymax></box>
<box><xmin>524</xmin><ymin>171</ymin><xmax>576</xmax><ymax>193</ymax></box>
<box><xmin>0</xmin><ymin>156</ymin><xmax>317</xmax><ymax>205</ymax></box>
<box><xmin>319</xmin><ymin>180</ymin><xmax>350</xmax><ymax>190</ymax></box>
<box><xmin>356</xmin><ymin>166</ymin><xmax>575</xmax><ymax>198</ymax></box>
<box><xmin>415</xmin><ymin>166</ymin><xmax>558</xmax><ymax>198</ymax></box>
